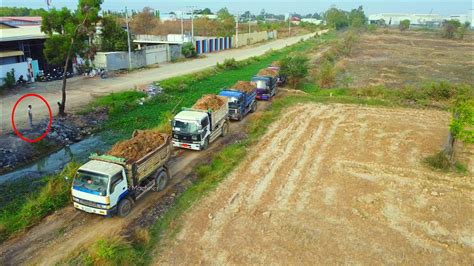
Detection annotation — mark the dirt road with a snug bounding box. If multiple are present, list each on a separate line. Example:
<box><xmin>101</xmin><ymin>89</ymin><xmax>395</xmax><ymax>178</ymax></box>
<box><xmin>0</xmin><ymin>100</ymin><xmax>270</xmax><ymax>265</ymax></box>
<box><xmin>155</xmin><ymin>103</ymin><xmax>473</xmax><ymax>264</ymax></box>
<box><xmin>0</xmin><ymin>33</ymin><xmax>317</xmax><ymax>132</ymax></box>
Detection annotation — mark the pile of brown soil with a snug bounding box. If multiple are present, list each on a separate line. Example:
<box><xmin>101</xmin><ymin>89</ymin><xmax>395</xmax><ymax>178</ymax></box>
<box><xmin>193</xmin><ymin>95</ymin><xmax>226</xmax><ymax>111</ymax></box>
<box><xmin>231</xmin><ymin>81</ymin><xmax>256</xmax><ymax>93</ymax></box>
<box><xmin>108</xmin><ymin>130</ymin><xmax>166</xmax><ymax>162</ymax></box>
<box><xmin>258</xmin><ymin>68</ymin><xmax>278</xmax><ymax>77</ymax></box>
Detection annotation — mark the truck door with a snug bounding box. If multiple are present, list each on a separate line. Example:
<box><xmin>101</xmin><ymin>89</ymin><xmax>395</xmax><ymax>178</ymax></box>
<box><xmin>109</xmin><ymin>171</ymin><xmax>128</xmax><ymax>207</ymax></box>
<box><xmin>201</xmin><ymin>117</ymin><xmax>209</xmax><ymax>137</ymax></box>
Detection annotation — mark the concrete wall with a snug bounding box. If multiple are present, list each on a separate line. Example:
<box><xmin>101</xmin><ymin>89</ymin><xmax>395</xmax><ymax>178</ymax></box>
<box><xmin>94</xmin><ymin>45</ymin><xmax>173</xmax><ymax>71</ymax></box>
<box><xmin>144</xmin><ymin>45</ymin><xmax>169</xmax><ymax>65</ymax></box>
<box><xmin>232</xmin><ymin>30</ymin><xmax>277</xmax><ymax>48</ymax></box>
<box><xmin>0</xmin><ymin>62</ymin><xmax>29</xmax><ymax>86</ymax></box>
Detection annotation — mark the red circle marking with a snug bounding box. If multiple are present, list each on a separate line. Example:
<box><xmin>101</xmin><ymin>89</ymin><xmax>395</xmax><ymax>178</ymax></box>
<box><xmin>11</xmin><ymin>93</ymin><xmax>53</xmax><ymax>143</ymax></box>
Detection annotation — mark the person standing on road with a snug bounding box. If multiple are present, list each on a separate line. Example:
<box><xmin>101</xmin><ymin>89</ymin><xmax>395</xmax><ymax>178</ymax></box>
<box><xmin>28</xmin><ymin>105</ymin><xmax>33</xmax><ymax>127</ymax></box>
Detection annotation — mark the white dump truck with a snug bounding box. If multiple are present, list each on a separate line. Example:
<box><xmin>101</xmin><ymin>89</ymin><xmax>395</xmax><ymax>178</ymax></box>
<box><xmin>71</xmin><ymin>132</ymin><xmax>172</xmax><ymax>217</ymax></box>
<box><xmin>172</xmin><ymin>95</ymin><xmax>229</xmax><ymax>150</ymax></box>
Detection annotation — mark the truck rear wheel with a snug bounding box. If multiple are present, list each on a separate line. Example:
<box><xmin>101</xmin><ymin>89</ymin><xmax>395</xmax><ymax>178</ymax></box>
<box><xmin>155</xmin><ymin>170</ymin><xmax>169</xmax><ymax>191</ymax></box>
<box><xmin>117</xmin><ymin>198</ymin><xmax>132</xmax><ymax>217</ymax></box>
<box><xmin>250</xmin><ymin>102</ymin><xmax>257</xmax><ymax>113</ymax></box>
<box><xmin>221</xmin><ymin>122</ymin><xmax>229</xmax><ymax>137</ymax></box>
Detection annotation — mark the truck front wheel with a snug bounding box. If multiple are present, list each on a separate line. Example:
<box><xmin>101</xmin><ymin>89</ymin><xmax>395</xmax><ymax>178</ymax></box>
<box><xmin>201</xmin><ymin>137</ymin><xmax>209</xmax><ymax>150</ymax></box>
<box><xmin>155</xmin><ymin>170</ymin><xmax>169</xmax><ymax>191</ymax></box>
<box><xmin>117</xmin><ymin>198</ymin><xmax>133</xmax><ymax>217</ymax></box>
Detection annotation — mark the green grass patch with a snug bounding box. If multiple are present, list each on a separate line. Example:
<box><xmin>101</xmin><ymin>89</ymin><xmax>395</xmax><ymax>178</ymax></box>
<box><xmin>424</xmin><ymin>151</ymin><xmax>468</xmax><ymax>173</ymax></box>
<box><xmin>0</xmin><ymin>162</ymin><xmax>79</xmax><ymax>243</ymax></box>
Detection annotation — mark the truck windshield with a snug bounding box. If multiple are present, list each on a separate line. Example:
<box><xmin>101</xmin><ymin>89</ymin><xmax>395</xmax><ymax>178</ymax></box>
<box><xmin>252</xmin><ymin>79</ymin><xmax>268</xmax><ymax>89</ymax></box>
<box><xmin>73</xmin><ymin>170</ymin><xmax>109</xmax><ymax>196</ymax></box>
<box><xmin>227</xmin><ymin>96</ymin><xmax>239</xmax><ymax>108</ymax></box>
<box><xmin>173</xmin><ymin>120</ymin><xmax>199</xmax><ymax>134</ymax></box>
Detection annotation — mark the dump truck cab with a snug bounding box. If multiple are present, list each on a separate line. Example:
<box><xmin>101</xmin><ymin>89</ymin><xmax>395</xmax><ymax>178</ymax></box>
<box><xmin>219</xmin><ymin>88</ymin><xmax>257</xmax><ymax>120</ymax></box>
<box><xmin>172</xmin><ymin>95</ymin><xmax>229</xmax><ymax>151</ymax></box>
<box><xmin>72</xmin><ymin>160</ymin><xmax>125</xmax><ymax>216</ymax></box>
<box><xmin>172</xmin><ymin>110</ymin><xmax>210</xmax><ymax>150</ymax></box>
<box><xmin>251</xmin><ymin>76</ymin><xmax>276</xmax><ymax>100</ymax></box>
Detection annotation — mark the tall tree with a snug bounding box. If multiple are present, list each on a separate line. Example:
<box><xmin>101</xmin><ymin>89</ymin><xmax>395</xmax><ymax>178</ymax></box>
<box><xmin>41</xmin><ymin>0</ymin><xmax>103</xmax><ymax>116</ymax></box>
<box><xmin>99</xmin><ymin>15</ymin><xmax>128</xmax><ymax>51</ymax></box>
<box><xmin>216</xmin><ymin>8</ymin><xmax>235</xmax><ymax>36</ymax></box>
<box><xmin>324</xmin><ymin>8</ymin><xmax>349</xmax><ymax>30</ymax></box>
<box><xmin>348</xmin><ymin>5</ymin><xmax>367</xmax><ymax>27</ymax></box>
<box><xmin>130</xmin><ymin>7</ymin><xmax>160</xmax><ymax>34</ymax></box>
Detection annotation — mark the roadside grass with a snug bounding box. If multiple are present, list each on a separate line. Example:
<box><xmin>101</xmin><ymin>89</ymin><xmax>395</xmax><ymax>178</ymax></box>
<box><xmin>0</xmin><ymin>162</ymin><xmax>79</xmax><ymax>243</ymax></box>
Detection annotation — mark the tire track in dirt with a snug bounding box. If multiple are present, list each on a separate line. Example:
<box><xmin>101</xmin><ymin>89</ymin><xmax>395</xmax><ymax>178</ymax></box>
<box><xmin>197</xmin><ymin>106</ymin><xmax>329</xmax><ymax>263</ymax></box>
<box><xmin>294</xmin><ymin>108</ymin><xmax>347</xmax><ymax>212</ymax></box>
<box><xmin>246</xmin><ymin>105</ymin><xmax>330</xmax><ymax>208</ymax></box>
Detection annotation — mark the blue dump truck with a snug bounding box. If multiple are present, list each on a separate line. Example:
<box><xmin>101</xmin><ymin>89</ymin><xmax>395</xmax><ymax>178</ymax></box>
<box><xmin>219</xmin><ymin>81</ymin><xmax>258</xmax><ymax>121</ymax></box>
<box><xmin>251</xmin><ymin>68</ymin><xmax>278</xmax><ymax>101</ymax></box>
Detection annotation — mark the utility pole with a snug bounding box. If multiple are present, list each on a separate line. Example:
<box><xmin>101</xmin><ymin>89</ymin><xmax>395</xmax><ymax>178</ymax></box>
<box><xmin>248</xmin><ymin>12</ymin><xmax>251</xmax><ymax>33</ymax></box>
<box><xmin>236</xmin><ymin>12</ymin><xmax>239</xmax><ymax>47</ymax></box>
<box><xmin>181</xmin><ymin>10</ymin><xmax>184</xmax><ymax>42</ymax></box>
<box><xmin>288</xmin><ymin>13</ymin><xmax>291</xmax><ymax>36</ymax></box>
<box><xmin>125</xmin><ymin>7</ymin><xmax>132</xmax><ymax>70</ymax></box>
<box><xmin>186</xmin><ymin>6</ymin><xmax>196</xmax><ymax>42</ymax></box>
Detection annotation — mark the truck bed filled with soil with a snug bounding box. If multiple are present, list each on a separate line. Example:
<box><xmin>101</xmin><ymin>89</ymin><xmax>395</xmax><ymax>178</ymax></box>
<box><xmin>231</xmin><ymin>81</ymin><xmax>257</xmax><ymax>93</ymax></box>
<box><xmin>192</xmin><ymin>95</ymin><xmax>227</xmax><ymax>111</ymax></box>
<box><xmin>257</xmin><ymin>68</ymin><xmax>278</xmax><ymax>77</ymax></box>
<box><xmin>108</xmin><ymin>130</ymin><xmax>166</xmax><ymax>162</ymax></box>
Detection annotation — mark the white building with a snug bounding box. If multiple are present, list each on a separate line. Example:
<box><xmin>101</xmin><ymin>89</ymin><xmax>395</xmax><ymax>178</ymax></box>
<box><xmin>369</xmin><ymin>10</ymin><xmax>474</xmax><ymax>28</ymax></box>
<box><xmin>301</xmin><ymin>18</ymin><xmax>324</xmax><ymax>25</ymax></box>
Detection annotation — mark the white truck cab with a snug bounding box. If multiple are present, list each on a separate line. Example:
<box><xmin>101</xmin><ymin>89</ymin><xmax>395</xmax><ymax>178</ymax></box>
<box><xmin>172</xmin><ymin>110</ymin><xmax>209</xmax><ymax>150</ymax></box>
<box><xmin>72</xmin><ymin>160</ymin><xmax>126</xmax><ymax>216</ymax></box>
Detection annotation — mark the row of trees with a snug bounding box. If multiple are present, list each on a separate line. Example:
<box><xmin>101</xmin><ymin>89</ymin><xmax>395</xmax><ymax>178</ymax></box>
<box><xmin>0</xmin><ymin>7</ymin><xmax>47</xmax><ymax>16</ymax></box>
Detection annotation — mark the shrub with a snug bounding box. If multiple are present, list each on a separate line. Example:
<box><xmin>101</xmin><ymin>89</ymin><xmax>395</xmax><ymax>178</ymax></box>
<box><xmin>3</xmin><ymin>68</ymin><xmax>15</xmax><ymax>89</ymax></box>
<box><xmin>216</xmin><ymin>58</ymin><xmax>242</xmax><ymax>70</ymax></box>
<box><xmin>317</xmin><ymin>61</ymin><xmax>337</xmax><ymax>88</ymax></box>
<box><xmin>441</xmin><ymin>19</ymin><xmax>461</xmax><ymax>39</ymax></box>
<box><xmin>279</xmin><ymin>53</ymin><xmax>309</xmax><ymax>89</ymax></box>
<box><xmin>424</xmin><ymin>152</ymin><xmax>452</xmax><ymax>171</ymax></box>
<box><xmin>399</xmin><ymin>19</ymin><xmax>410</xmax><ymax>31</ymax></box>
<box><xmin>368</xmin><ymin>24</ymin><xmax>377</xmax><ymax>33</ymax></box>
<box><xmin>181</xmin><ymin>42</ymin><xmax>196</xmax><ymax>58</ymax></box>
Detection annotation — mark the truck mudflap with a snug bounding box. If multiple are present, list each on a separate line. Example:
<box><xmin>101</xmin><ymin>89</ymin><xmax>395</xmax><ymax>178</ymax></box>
<box><xmin>73</xmin><ymin>202</ymin><xmax>117</xmax><ymax>216</ymax></box>
<box><xmin>172</xmin><ymin>140</ymin><xmax>201</xmax><ymax>151</ymax></box>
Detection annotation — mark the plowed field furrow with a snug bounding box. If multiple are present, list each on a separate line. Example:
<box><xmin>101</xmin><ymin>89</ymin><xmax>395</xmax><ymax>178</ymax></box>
<box><xmin>155</xmin><ymin>104</ymin><xmax>473</xmax><ymax>265</ymax></box>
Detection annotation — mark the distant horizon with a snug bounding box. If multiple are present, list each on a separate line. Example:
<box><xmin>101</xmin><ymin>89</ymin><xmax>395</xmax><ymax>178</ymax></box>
<box><xmin>1</xmin><ymin>0</ymin><xmax>472</xmax><ymax>16</ymax></box>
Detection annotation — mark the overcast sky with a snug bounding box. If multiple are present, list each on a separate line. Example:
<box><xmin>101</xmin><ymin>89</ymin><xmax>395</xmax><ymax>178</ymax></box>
<box><xmin>2</xmin><ymin>0</ymin><xmax>472</xmax><ymax>16</ymax></box>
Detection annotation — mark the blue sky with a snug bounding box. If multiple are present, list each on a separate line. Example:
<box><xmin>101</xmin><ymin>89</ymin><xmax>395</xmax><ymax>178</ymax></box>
<box><xmin>2</xmin><ymin>0</ymin><xmax>472</xmax><ymax>16</ymax></box>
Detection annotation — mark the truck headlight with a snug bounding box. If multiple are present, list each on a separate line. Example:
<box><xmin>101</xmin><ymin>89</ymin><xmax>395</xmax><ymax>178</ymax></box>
<box><xmin>104</xmin><ymin>196</ymin><xmax>110</xmax><ymax>204</ymax></box>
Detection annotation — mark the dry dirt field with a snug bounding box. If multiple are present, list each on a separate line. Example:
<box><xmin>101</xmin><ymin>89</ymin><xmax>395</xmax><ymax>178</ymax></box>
<box><xmin>338</xmin><ymin>30</ymin><xmax>474</xmax><ymax>88</ymax></box>
<box><xmin>155</xmin><ymin>103</ymin><xmax>473</xmax><ymax>264</ymax></box>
